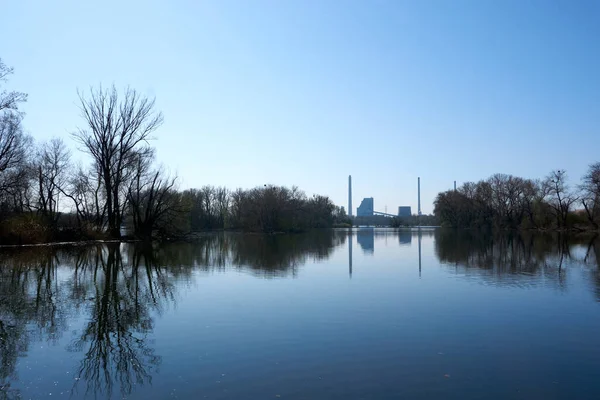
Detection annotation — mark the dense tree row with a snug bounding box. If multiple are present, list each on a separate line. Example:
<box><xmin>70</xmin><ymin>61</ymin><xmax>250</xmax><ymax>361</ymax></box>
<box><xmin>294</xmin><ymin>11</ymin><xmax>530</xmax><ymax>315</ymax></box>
<box><xmin>180</xmin><ymin>185</ymin><xmax>349</xmax><ymax>233</ymax></box>
<box><xmin>0</xmin><ymin>58</ymin><xmax>344</xmax><ymax>243</ymax></box>
<box><xmin>434</xmin><ymin>167</ymin><xmax>600</xmax><ymax>230</ymax></box>
<box><xmin>390</xmin><ymin>214</ymin><xmax>439</xmax><ymax>227</ymax></box>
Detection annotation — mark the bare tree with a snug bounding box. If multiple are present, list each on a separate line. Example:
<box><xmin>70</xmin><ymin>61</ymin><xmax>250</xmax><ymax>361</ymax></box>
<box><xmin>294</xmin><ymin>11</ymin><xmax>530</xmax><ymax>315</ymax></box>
<box><xmin>0</xmin><ymin>114</ymin><xmax>33</xmax><ymax>214</ymax></box>
<box><xmin>33</xmin><ymin>138</ymin><xmax>71</xmax><ymax>223</ymax></box>
<box><xmin>580</xmin><ymin>162</ymin><xmax>600</xmax><ymax>229</ymax></box>
<box><xmin>73</xmin><ymin>85</ymin><xmax>163</xmax><ymax>237</ymax></box>
<box><xmin>0</xmin><ymin>58</ymin><xmax>27</xmax><ymax>113</ymax></box>
<box><xmin>200</xmin><ymin>185</ymin><xmax>215</xmax><ymax>223</ymax></box>
<box><xmin>0</xmin><ymin>113</ymin><xmax>28</xmax><ymax>174</ymax></box>
<box><xmin>543</xmin><ymin>170</ymin><xmax>578</xmax><ymax>229</ymax></box>
<box><xmin>214</xmin><ymin>186</ymin><xmax>230</xmax><ymax>227</ymax></box>
<box><xmin>520</xmin><ymin>179</ymin><xmax>543</xmax><ymax>228</ymax></box>
<box><xmin>60</xmin><ymin>164</ymin><xmax>107</xmax><ymax>230</ymax></box>
<box><xmin>0</xmin><ymin>60</ymin><xmax>28</xmax><ymax>190</ymax></box>
<box><xmin>127</xmin><ymin>159</ymin><xmax>181</xmax><ymax>238</ymax></box>
<box><xmin>228</xmin><ymin>188</ymin><xmax>246</xmax><ymax>229</ymax></box>
<box><xmin>0</xmin><ymin>58</ymin><xmax>33</xmax><ymax>219</ymax></box>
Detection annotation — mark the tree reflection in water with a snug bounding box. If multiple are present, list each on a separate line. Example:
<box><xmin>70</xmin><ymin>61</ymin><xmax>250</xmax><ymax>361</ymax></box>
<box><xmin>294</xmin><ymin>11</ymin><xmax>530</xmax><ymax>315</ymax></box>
<box><xmin>435</xmin><ymin>229</ymin><xmax>600</xmax><ymax>292</ymax></box>
<box><xmin>583</xmin><ymin>236</ymin><xmax>600</xmax><ymax>300</ymax></box>
<box><xmin>0</xmin><ymin>248</ymin><xmax>68</xmax><ymax>400</ymax></box>
<box><xmin>0</xmin><ymin>230</ymin><xmax>345</xmax><ymax>398</ymax></box>
<box><xmin>68</xmin><ymin>244</ymin><xmax>172</xmax><ymax>398</ymax></box>
<box><xmin>155</xmin><ymin>230</ymin><xmax>347</xmax><ymax>277</ymax></box>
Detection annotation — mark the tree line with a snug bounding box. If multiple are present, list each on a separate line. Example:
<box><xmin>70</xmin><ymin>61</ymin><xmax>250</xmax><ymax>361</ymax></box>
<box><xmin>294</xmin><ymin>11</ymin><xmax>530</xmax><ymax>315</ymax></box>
<box><xmin>390</xmin><ymin>213</ymin><xmax>439</xmax><ymax>227</ymax></box>
<box><xmin>434</xmin><ymin>167</ymin><xmax>600</xmax><ymax>230</ymax></box>
<box><xmin>180</xmin><ymin>185</ymin><xmax>350</xmax><ymax>234</ymax></box>
<box><xmin>0</xmin><ymin>58</ymin><xmax>347</xmax><ymax>244</ymax></box>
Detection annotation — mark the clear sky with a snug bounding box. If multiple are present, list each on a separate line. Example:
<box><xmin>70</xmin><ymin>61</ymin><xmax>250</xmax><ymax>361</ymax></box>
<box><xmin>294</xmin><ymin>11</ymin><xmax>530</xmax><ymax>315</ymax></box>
<box><xmin>1</xmin><ymin>0</ymin><xmax>598</xmax><ymax>214</ymax></box>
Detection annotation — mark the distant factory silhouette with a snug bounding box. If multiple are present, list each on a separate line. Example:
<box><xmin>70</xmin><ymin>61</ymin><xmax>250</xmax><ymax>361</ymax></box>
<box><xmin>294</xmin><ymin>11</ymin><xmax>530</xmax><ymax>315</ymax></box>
<box><xmin>348</xmin><ymin>175</ymin><xmax>415</xmax><ymax>218</ymax></box>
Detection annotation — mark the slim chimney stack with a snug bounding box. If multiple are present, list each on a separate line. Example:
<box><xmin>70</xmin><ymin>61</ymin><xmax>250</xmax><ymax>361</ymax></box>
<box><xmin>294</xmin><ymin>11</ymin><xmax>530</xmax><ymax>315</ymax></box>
<box><xmin>348</xmin><ymin>175</ymin><xmax>353</xmax><ymax>217</ymax></box>
<box><xmin>418</xmin><ymin>177</ymin><xmax>421</xmax><ymax>216</ymax></box>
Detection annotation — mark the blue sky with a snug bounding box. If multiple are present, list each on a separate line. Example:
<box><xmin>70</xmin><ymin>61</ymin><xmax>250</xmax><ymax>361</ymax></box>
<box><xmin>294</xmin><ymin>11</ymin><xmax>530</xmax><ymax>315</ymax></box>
<box><xmin>1</xmin><ymin>0</ymin><xmax>598</xmax><ymax>214</ymax></box>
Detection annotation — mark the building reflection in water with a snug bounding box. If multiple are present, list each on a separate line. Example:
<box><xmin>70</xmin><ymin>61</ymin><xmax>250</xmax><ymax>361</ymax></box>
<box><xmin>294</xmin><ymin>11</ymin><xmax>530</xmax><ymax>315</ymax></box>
<box><xmin>356</xmin><ymin>228</ymin><xmax>375</xmax><ymax>254</ymax></box>
<box><xmin>348</xmin><ymin>228</ymin><xmax>429</xmax><ymax>278</ymax></box>
<box><xmin>398</xmin><ymin>230</ymin><xmax>412</xmax><ymax>246</ymax></box>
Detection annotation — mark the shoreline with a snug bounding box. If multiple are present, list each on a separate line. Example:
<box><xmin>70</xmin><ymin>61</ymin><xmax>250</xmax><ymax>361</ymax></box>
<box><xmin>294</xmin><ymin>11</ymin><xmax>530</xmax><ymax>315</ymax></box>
<box><xmin>0</xmin><ymin>238</ymin><xmax>141</xmax><ymax>249</ymax></box>
<box><xmin>2</xmin><ymin>226</ymin><xmax>598</xmax><ymax>249</ymax></box>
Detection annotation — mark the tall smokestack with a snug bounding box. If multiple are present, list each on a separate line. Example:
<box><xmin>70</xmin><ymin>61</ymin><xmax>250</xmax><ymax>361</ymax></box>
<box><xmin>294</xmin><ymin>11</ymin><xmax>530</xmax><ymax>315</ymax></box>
<box><xmin>348</xmin><ymin>175</ymin><xmax>353</xmax><ymax>217</ymax></box>
<box><xmin>418</xmin><ymin>177</ymin><xmax>421</xmax><ymax>216</ymax></box>
<box><xmin>454</xmin><ymin>181</ymin><xmax>456</xmax><ymax>191</ymax></box>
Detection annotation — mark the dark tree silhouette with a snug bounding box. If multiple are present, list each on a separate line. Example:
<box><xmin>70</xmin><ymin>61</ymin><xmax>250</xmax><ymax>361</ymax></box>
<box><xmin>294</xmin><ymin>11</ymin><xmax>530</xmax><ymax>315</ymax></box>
<box><xmin>580</xmin><ymin>163</ymin><xmax>600</xmax><ymax>229</ymax></box>
<box><xmin>33</xmin><ymin>138</ymin><xmax>71</xmax><ymax>224</ymax></box>
<box><xmin>73</xmin><ymin>85</ymin><xmax>163</xmax><ymax>238</ymax></box>
<box><xmin>0</xmin><ymin>59</ymin><xmax>27</xmax><ymax>113</ymax></box>
<box><xmin>434</xmin><ymin>169</ymin><xmax>594</xmax><ymax>231</ymax></box>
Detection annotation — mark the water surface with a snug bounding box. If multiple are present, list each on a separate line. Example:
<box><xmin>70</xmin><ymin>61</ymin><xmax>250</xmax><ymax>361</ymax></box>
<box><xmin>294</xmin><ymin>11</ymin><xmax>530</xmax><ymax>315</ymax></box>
<box><xmin>1</xmin><ymin>229</ymin><xmax>600</xmax><ymax>399</ymax></box>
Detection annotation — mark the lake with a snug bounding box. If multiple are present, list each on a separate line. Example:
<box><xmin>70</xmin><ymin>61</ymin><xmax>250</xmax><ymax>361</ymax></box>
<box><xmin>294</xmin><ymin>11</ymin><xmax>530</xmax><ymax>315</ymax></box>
<box><xmin>1</xmin><ymin>229</ymin><xmax>600</xmax><ymax>399</ymax></box>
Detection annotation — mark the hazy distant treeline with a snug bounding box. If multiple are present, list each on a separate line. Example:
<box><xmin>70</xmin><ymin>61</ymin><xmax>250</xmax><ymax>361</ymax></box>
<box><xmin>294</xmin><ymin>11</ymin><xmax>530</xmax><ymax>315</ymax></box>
<box><xmin>0</xmin><ymin>58</ymin><xmax>348</xmax><ymax>243</ymax></box>
<box><xmin>434</xmin><ymin>168</ymin><xmax>600</xmax><ymax>230</ymax></box>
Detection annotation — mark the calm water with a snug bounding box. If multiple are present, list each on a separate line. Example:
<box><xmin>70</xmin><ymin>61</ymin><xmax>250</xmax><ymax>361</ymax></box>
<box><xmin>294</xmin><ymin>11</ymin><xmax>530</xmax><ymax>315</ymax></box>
<box><xmin>1</xmin><ymin>229</ymin><xmax>600</xmax><ymax>400</ymax></box>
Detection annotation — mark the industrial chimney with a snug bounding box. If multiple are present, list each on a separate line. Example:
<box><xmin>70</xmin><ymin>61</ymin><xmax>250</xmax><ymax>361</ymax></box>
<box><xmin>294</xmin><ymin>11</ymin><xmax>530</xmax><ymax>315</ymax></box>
<box><xmin>348</xmin><ymin>175</ymin><xmax>353</xmax><ymax>217</ymax></box>
<box><xmin>418</xmin><ymin>177</ymin><xmax>421</xmax><ymax>216</ymax></box>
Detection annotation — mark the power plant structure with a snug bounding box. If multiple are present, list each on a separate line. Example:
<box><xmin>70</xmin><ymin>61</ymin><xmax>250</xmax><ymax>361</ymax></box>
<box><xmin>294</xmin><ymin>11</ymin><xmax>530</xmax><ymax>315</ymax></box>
<box><xmin>348</xmin><ymin>176</ymin><xmax>419</xmax><ymax>219</ymax></box>
<box><xmin>398</xmin><ymin>206</ymin><xmax>412</xmax><ymax>217</ymax></box>
<box><xmin>356</xmin><ymin>197</ymin><xmax>374</xmax><ymax>216</ymax></box>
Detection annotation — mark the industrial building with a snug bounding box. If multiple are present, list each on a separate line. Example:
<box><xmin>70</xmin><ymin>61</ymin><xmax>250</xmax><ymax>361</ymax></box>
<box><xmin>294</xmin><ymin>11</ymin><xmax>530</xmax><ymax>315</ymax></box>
<box><xmin>347</xmin><ymin>175</ymin><xmax>423</xmax><ymax>224</ymax></box>
<box><xmin>357</xmin><ymin>197</ymin><xmax>374</xmax><ymax>217</ymax></box>
<box><xmin>398</xmin><ymin>206</ymin><xmax>412</xmax><ymax>217</ymax></box>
